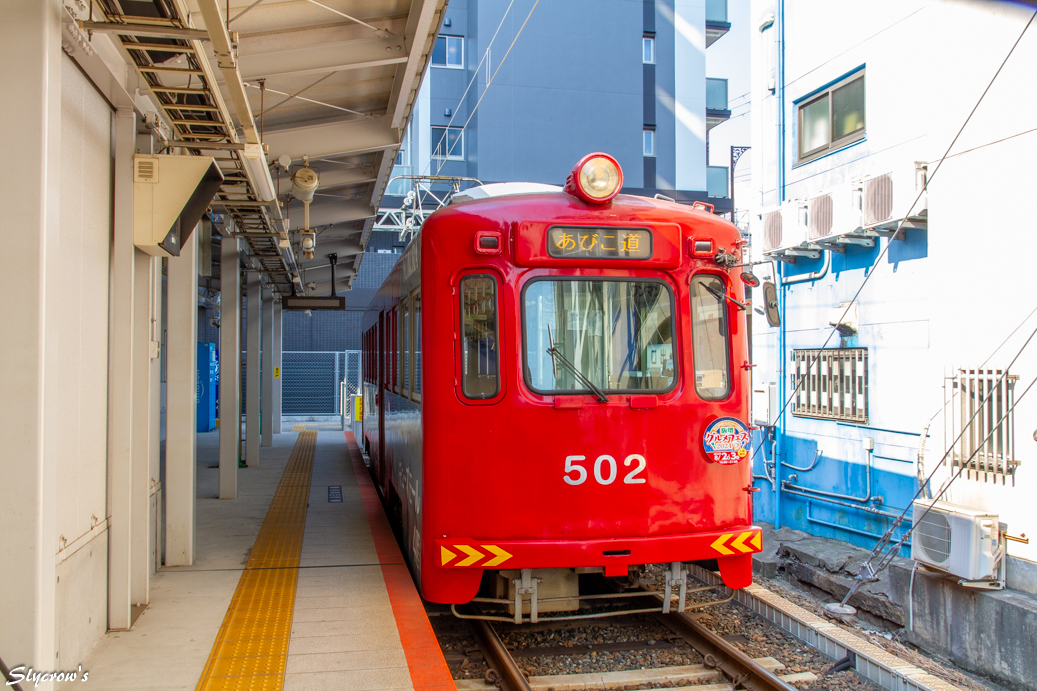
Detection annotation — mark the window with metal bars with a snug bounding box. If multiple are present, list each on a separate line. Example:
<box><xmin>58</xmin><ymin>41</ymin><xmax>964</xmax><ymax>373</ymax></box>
<box><xmin>944</xmin><ymin>368</ymin><xmax>1020</xmax><ymax>483</ymax></box>
<box><xmin>791</xmin><ymin>348</ymin><xmax>868</xmax><ymax>423</ymax></box>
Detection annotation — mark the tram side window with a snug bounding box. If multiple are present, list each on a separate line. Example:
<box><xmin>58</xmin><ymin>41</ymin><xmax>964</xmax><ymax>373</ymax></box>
<box><xmin>690</xmin><ymin>275</ymin><xmax>731</xmax><ymax>400</ymax></box>
<box><xmin>392</xmin><ymin>307</ymin><xmax>399</xmax><ymax>392</ymax></box>
<box><xmin>396</xmin><ymin>302</ymin><xmax>404</xmax><ymax>394</ymax></box>
<box><xmin>403</xmin><ymin>297</ymin><xmax>411</xmax><ymax>396</ymax></box>
<box><xmin>413</xmin><ymin>291</ymin><xmax>422</xmax><ymax>397</ymax></box>
<box><xmin>460</xmin><ymin>275</ymin><xmax>499</xmax><ymax>399</ymax></box>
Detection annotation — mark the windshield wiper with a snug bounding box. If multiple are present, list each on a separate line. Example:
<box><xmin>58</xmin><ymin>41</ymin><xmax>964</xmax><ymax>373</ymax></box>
<box><xmin>703</xmin><ymin>282</ymin><xmax>748</xmax><ymax>311</ymax></box>
<box><xmin>546</xmin><ymin>325</ymin><xmax>610</xmax><ymax>403</ymax></box>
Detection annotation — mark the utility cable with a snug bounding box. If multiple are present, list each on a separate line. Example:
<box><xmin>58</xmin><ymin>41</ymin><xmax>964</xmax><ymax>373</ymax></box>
<box><xmin>915</xmin><ymin>301</ymin><xmax>1037</xmax><ymax>498</ymax></box>
<box><xmin>833</xmin><ymin>364</ymin><xmax>1037</xmax><ymax>614</ymax></box>
<box><xmin>419</xmin><ymin>0</ymin><xmax>519</xmax><ymax>177</ymax></box>
<box><xmin>747</xmin><ymin>7</ymin><xmax>1036</xmax><ymax>476</ymax></box>
<box><xmin>409</xmin><ymin>0</ymin><xmax>525</xmax><ymax>222</ymax></box>
<box><xmin>433</xmin><ymin>0</ymin><xmax>541</xmax><ymax>176</ymax></box>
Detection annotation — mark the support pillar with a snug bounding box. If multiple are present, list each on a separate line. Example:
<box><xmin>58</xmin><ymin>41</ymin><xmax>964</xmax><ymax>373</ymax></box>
<box><xmin>0</xmin><ymin>0</ymin><xmax>62</xmax><ymax>677</ymax></box>
<box><xmin>246</xmin><ymin>271</ymin><xmax>261</xmax><ymax>466</ymax></box>
<box><xmin>132</xmin><ymin>250</ymin><xmax>160</xmax><ymax>602</ymax></box>
<box><xmin>149</xmin><ymin>261</ymin><xmax>163</xmax><ymax>574</ymax></box>
<box><xmin>165</xmin><ymin>227</ymin><xmax>198</xmax><ymax>566</ymax></box>
<box><xmin>272</xmin><ymin>300</ymin><xmax>282</xmax><ymax>434</ymax></box>
<box><xmin>108</xmin><ymin>107</ymin><xmax>136</xmax><ymax>629</ymax></box>
<box><xmin>219</xmin><ymin>233</ymin><xmax>241</xmax><ymax>497</ymax></box>
<box><xmin>261</xmin><ymin>288</ymin><xmax>273</xmax><ymax>447</ymax></box>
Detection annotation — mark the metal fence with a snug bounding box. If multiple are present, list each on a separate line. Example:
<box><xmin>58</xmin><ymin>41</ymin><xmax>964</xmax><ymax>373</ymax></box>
<box><xmin>240</xmin><ymin>350</ymin><xmax>361</xmax><ymax>416</ymax></box>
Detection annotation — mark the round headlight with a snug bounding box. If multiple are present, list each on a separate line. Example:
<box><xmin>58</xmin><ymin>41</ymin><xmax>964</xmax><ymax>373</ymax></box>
<box><xmin>579</xmin><ymin>157</ymin><xmax>621</xmax><ymax>199</ymax></box>
<box><xmin>564</xmin><ymin>153</ymin><xmax>624</xmax><ymax>203</ymax></box>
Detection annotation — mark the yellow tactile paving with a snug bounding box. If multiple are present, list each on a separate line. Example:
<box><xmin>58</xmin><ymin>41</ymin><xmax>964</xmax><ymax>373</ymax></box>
<box><xmin>196</xmin><ymin>430</ymin><xmax>317</xmax><ymax>691</ymax></box>
<box><xmin>291</xmin><ymin>423</ymin><xmax>308</xmax><ymax>432</ymax></box>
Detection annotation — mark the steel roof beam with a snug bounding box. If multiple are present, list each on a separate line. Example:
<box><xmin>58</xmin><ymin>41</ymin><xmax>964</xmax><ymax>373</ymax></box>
<box><xmin>277</xmin><ymin>166</ymin><xmax>376</xmax><ymax>195</ymax></box>
<box><xmin>388</xmin><ymin>0</ymin><xmax>444</xmax><ymax>129</ymax></box>
<box><xmin>289</xmin><ymin>198</ymin><xmax>376</xmax><ymax>227</ymax></box>
<box><xmin>237</xmin><ymin>36</ymin><xmax>407</xmax><ymax>81</ymax></box>
<box><xmin>264</xmin><ymin>116</ymin><xmax>399</xmax><ymax>162</ymax></box>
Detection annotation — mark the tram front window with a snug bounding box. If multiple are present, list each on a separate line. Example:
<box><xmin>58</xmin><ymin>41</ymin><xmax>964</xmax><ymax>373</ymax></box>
<box><xmin>523</xmin><ymin>279</ymin><xmax>676</xmax><ymax>394</ymax></box>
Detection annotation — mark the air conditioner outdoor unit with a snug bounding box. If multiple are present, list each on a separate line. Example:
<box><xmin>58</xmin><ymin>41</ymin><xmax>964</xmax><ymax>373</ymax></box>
<box><xmin>761</xmin><ymin>201</ymin><xmax>815</xmax><ymax>261</ymax></box>
<box><xmin>804</xmin><ymin>182</ymin><xmax>872</xmax><ymax>251</ymax></box>
<box><xmin>853</xmin><ymin>162</ymin><xmax>928</xmax><ymax>234</ymax></box>
<box><xmin>912</xmin><ymin>499</ymin><xmax>1005</xmax><ymax>588</ymax></box>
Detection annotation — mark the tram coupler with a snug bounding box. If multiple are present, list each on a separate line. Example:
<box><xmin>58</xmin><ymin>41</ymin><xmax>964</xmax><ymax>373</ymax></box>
<box><xmin>662</xmin><ymin>561</ymin><xmax>688</xmax><ymax>613</ymax></box>
<box><xmin>512</xmin><ymin>569</ymin><xmax>540</xmax><ymax>624</ymax></box>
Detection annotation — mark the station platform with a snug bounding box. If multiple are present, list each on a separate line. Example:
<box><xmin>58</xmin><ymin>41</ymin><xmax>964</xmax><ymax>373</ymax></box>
<box><xmin>78</xmin><ymin>429</ymin><xmax>454</xmax><ymax>691</ymax></box>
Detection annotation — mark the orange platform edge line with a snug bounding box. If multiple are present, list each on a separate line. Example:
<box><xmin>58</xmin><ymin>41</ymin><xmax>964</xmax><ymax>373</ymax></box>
<box><xmin>345</xmin><ymin>431</ymin><xmax>456</xmax><ymax>691</ymax></box>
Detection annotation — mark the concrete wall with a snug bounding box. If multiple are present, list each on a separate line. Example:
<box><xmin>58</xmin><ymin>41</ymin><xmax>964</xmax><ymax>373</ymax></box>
<box><xmin>747</xmin><ymin>0</ymin><xmax>1037</xmax><ymax>573</ymax></box>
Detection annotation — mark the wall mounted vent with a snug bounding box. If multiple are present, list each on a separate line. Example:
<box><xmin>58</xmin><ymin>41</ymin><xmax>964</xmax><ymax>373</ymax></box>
<box><xmin>134</xmin><ymin>157</ymin><xmax>157</xmax><ymax>183</ymax></box>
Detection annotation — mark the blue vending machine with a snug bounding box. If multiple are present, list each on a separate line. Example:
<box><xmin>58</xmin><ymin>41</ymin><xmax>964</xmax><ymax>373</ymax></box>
<box><xmin>197</xmin><ymin>342</ymin><xmax>218</xmax><ymax>432</ymax></box>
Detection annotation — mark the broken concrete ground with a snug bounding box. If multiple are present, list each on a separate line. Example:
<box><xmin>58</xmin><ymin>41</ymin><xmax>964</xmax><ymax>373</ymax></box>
<box><xmin>751</xmin><ymin>522</ymin><xmax>1037</xmax><ymax>690</ymax></box>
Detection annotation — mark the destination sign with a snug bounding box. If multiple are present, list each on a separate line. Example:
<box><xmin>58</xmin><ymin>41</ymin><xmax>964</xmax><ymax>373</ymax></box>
<box><xmin>546</xmin><ymin>226</ymin><xmax>653</xmax><ymax>260</ymax></box>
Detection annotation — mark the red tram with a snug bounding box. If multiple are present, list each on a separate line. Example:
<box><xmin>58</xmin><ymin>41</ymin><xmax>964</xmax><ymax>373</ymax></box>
<box><xmin>361</xmin><ymin>154</ymin><xmax>762</xmax><ymax>617</ymax></box>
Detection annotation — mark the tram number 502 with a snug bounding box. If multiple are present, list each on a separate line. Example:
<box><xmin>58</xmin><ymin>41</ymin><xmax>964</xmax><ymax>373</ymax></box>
<box><xmin>563</xmin><ymin>455</ymin><xmax>647</xmax><ymax>486</ymax></box>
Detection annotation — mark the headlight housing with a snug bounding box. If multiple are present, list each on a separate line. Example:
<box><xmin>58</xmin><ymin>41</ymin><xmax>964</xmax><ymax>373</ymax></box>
<box><xmin>564</xmin><ymin>153</ymin><xmax>623</xmax><ymax>204</ymax></box>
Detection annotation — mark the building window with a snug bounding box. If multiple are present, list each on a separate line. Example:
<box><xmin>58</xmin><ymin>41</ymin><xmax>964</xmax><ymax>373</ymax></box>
<box><xmin>791</xmin><ymin>348</ymin><xmax>868</xmax><ymax>423</ymax></box>
<box><xmin>643</xmin><ymin>36</ymin><xmax>655</xmax><ymax>64</ymax></box>
<box><xmin>432</xmin><ymin>126</ymin><xmax>464</xmax><ymax>160</ymax></box>
<box><xmin>643</xmin><ymin>128</ymin><xmax>656</xmax><ymax>156</ymax></box>
<box><xmin>796</xmin><ymin>71</ymin><xmax>865</xmax><ymax>164</ymax></box>
<box><xmin>946</xmin><ymin>368</ymin><xmax>1020</xmax><ymax>481</ymax></box>
<box><xmin>432</xmin><ymin>35</ymin><xmax>463</xmax><ymax>68</ymax></box>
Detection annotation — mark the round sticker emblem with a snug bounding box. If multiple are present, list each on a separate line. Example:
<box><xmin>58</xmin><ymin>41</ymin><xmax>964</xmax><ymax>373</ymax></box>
<box><xmin>702</xmin><ymin>417</ymin><xmax>751</xmax><ymax>465</ymax></box>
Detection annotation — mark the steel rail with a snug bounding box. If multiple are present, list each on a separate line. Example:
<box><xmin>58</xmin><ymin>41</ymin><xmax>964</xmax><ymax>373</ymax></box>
<box><xmin>653</xmin><ymin>611</ymin><xmax>797</xmax><ymax>691</ymax></box>
<box><xmin>466</xmin><ymin>616</ymin><xmax>532</xmax><ymax>691</ymax></box>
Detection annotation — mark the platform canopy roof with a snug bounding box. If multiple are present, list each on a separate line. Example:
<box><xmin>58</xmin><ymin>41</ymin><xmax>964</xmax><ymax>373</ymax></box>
<box><xmin>88</xmin><ymin>0</ymin><xmax>444</xmax><ymax>295</ymax></box>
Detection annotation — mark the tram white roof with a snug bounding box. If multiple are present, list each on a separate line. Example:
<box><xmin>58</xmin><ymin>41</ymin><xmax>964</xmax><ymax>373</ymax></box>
<box><xmin>450</xmin><ymin>182</ymin><xmax>563</xmax><ymax>204</ymax></box>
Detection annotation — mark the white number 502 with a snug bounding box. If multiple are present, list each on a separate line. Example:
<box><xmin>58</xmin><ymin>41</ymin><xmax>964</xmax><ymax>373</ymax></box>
<box><xmin>564</xmin><ymin>454</ymin><xmax>646</xmax><ymax>486</ymax></box>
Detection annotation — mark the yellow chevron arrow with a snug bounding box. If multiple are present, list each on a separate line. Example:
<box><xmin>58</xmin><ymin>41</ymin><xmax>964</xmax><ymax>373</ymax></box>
<box><xmin>441</xmin><ymin>545</ymin><xmax>458</xmax><ymax>566</ymax></box>
<box><xmin>711</xmin><ymin>533</ymin><xmax>735</xmax><ymax>555</ymax></box>
<box><xmin>750</xmin><ymin>532</ymin><xmax>762</xmax><ymax>551</ymax></box>
<box><xmin>456</xmin><ymin>544</ymin><xmax>484</xmax><ymax>567</ymax></box>
<box><xmin>730</xmin><ymin>531</ymin><xmax>753</xmax><ymax>553</ymax></box>
<box><xmin>482</xmin><ymin>544</ymin><xmax>512</xmax><ymax>567</ymax></box>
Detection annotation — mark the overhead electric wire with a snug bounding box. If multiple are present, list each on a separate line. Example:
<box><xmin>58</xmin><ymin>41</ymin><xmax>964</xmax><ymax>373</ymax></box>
<box><xmin>432</xmin><ymin>0</ymin><xmax>541</xmax><ymax>176</ymax></box>
<box><xmin>419</xmin><ymin>0</ymin><xmax>520</xmax><ymax>177</ymax></box>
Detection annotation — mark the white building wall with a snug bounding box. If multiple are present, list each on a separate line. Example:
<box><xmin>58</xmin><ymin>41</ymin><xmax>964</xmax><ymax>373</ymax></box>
<box><xmin>749</xmin><ymin>0</ymin><xmax>1037</xmax><ymax>564</ymax></box>
<box><xmin>54</xmin><ymin>53</ymin><xmax>112</xmax><ymax>669</ymax></box>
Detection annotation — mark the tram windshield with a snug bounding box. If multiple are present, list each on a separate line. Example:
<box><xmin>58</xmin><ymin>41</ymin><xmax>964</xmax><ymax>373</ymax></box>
<box><xmin>523</xmin><ymin>279</ymin><xmax>676</xmax><ymax>393</ymax></box>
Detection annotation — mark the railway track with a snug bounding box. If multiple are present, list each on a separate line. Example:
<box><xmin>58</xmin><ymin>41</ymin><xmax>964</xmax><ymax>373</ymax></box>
<box><xmin>446</xmin><ymin>605</ymin><xmax>807</xmax><ymax>691</ymax></box>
